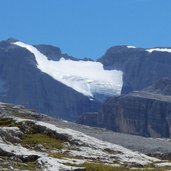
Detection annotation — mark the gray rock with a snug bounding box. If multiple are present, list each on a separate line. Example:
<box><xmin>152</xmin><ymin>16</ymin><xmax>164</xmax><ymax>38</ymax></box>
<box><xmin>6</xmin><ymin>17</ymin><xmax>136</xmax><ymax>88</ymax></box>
<box><xmin>78</xmin><ymin>79</ymin><xmax>171</xmax><ymax>138</ymax></box>
<box><xmin>0</xmin><ymin>127</ymin><xmax>23</xmax><ymax>143</ymax></box>
<box><xmin>34</xmin><ymin>144</ymin><xmax>46</xmax><ymax>152</ymax></box>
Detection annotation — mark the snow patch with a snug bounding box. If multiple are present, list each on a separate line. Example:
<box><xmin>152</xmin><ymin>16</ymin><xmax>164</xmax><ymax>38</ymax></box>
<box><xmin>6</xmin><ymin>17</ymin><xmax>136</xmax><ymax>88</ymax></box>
<box><xmin>13</xmin><ymin>41</ymin><xmax>123</xmax><ymax>98</ymax></box>
<box><xmin>127</xmin><ymin>46</ymin><xmax>136</xmax><ymax>48</ymax></box>
<box><xmin>146</xmin><ymin>48</ymin><xmax>171</xmax><ymax>53</ymax></box>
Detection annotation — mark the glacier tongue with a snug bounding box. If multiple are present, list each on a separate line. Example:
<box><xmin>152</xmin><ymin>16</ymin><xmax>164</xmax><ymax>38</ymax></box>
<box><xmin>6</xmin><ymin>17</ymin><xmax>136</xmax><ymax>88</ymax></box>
<box><xmin>13</xmin><ymin>41</ymin><xmax>123</xmax><ymax>98</ymax></box>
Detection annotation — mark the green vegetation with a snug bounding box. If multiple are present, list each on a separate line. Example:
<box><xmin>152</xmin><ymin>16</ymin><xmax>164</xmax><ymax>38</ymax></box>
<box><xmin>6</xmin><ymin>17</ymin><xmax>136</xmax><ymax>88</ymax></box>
<box><xmin>0</xmin><ymin>156</ymin><xmax>38</xmax><ymax>171</ymax></box>
<box><xmin>82</xmin><ymin>163</ymin><xmax>128</xmax><ymax>171</ymax></box>
<box><xmin>1</xmin><ymin>163</ymin><xmax>8</xmax><ymax>169</ymax></box>
<box><xmin>13</xmin><ymin>161</ymin><xmax>39</xmax><ymax>171</ymax></box>
<box><xmin>82</xmin><ymin>162</ymin><xmax>171</xmax><ymax>171</ymax></box>
<box><xmin>49</xmin><ymin>152</ymin><xmax>72</xmax><ymax>159</ymax></box>
<box><xmin>0</xmin><ymin>117</ymin><xmax>17</xmax><ymax>127</ymax></box>
<box><xmin>21</xmin><ymin>133</ymin><xmax>64</xmax><ymax>149</ymax></box>
<box><xmin>65</xmin><ymin>146</ymin><xmax>81</xmax><ymax>151</ymax></box>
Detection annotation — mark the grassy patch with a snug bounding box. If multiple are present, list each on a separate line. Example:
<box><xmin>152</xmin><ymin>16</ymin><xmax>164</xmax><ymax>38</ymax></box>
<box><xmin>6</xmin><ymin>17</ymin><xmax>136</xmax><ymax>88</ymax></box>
<box><xmin>82</xmin><ymin>162</ymin><xmax>171</xmax><ymax>171</ymax></box>
<box><xmin>65</xmin><ymin>146</ymin><xmax>81</xmax><ymax>151</ymax></box>
<box><xmin>21</xmin><ymin>133</ymin><xmax>64</xmax><ymax>149</ymax></box>
<box><xmin>49</xmin><ymin>152</ymin><xmax>72</xmax><ymax>159</ymax></box>
<box><xmin>13</xmin><ymin>161</ymin><xmax>39</xmax><ymax>171</ymax></box>
<box><xmin>0</xmin><ymin>117</ymin><xmax>17</xmax><ymax>127</ymax></box>
<box><xmin>82</xmin><ymin>163</ymin><xmax>127</xmax><ymax>171</ymax></box>
<box><xmin>0</xmin><ymin>156</ymin><xmax>38</xmax><ymax>171</ymax></box>
<box><xmin>1</xmin><ymin>163</ymin><xmax>8</xmax><ymax>169</ymax></box>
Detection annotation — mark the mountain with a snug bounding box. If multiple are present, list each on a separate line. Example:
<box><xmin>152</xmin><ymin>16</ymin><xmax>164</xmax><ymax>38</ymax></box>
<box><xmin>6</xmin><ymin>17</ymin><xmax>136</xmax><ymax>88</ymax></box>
<box><xmin>0</xmin><ymin>39</ymin><xmax>122</xmax><ymax>121</ymax></box>
<box><xmin>1</xmin><ymin>102</ymin><xmax>171</xmax><ymax>170</ymax></box>
<box><xmin>1</xmin><ymin>38</ymin><xmax>171</xmax><ymax>134</ymax></box>
<box><xmin>77</xmin><ymin>78</ymin><xmax>171</xmax><ymax>138</ymax></box>
<box><xmin>98</xmin><ymin>45</ymin><xmax>171</xmax><ymax>93</ymax></box>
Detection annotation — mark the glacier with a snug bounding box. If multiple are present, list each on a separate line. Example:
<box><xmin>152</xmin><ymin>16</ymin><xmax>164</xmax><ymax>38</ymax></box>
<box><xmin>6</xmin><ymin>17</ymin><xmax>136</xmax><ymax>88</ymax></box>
<box><xmin>13</xmin><ymin>41</ymin><xmax>123</xmax><ymax>99</ymax></box>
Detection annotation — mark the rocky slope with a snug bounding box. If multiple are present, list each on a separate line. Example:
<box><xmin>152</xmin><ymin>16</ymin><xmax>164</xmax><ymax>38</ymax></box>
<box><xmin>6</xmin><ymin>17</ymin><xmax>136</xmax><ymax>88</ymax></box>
<box><xmin>78</xmin><ymin>78</ymin><xmax>171</xmax><ymax>138</ymax></box>
<box><xmin>1</xmin><ymin>103</ymin><xmax>170</xmax><ymax>171</ymax></box>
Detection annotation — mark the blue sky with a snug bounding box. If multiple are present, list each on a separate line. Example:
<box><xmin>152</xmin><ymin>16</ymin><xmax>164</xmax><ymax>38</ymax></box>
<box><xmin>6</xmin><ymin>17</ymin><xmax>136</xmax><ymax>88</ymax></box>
<box><xmin>0</xmin><ymin>0</ymin><xmax>171</xmax><ymax>59</ymax></box>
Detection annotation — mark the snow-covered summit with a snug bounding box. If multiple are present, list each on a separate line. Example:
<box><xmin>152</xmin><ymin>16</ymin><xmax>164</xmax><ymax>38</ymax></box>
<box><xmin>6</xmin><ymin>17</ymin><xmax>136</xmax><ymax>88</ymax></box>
<box><xmin>13</xmin><ymin>41</ymin><xmax>123</xmax><ymax>99</ymax></box>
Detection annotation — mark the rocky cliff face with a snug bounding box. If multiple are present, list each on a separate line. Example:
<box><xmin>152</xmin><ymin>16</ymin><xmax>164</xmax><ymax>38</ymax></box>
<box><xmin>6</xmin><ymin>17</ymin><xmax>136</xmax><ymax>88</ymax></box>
<box><xmin>98</xmin><ymin>46</ymin><xmax>171</xmax><ymax>93</ymax></box>
<box><xmin>78</xmin><ymin>79</ymin><xmax>171</xmax><ymax>138</ymax></box>
<box><xmin>0</xmin><ymin>39</ymin><xmax>100</xmax><ymax>121</ymax></box>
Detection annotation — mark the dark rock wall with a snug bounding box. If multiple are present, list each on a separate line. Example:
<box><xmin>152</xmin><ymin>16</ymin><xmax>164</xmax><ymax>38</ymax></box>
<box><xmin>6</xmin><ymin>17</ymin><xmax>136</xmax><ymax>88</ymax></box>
<box><xmin>78</xmin><ymin>79</ymin><xmax>171</xmax><ymax>137</ymax></box>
